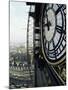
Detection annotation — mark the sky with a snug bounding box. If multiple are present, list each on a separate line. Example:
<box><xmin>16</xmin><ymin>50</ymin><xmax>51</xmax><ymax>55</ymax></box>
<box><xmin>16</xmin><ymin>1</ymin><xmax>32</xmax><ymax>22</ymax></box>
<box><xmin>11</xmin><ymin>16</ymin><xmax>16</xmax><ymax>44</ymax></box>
<box><xmin>10</xmin><ymin>1</ymin><xmax>30</xmax><ymax>46</ymax></box>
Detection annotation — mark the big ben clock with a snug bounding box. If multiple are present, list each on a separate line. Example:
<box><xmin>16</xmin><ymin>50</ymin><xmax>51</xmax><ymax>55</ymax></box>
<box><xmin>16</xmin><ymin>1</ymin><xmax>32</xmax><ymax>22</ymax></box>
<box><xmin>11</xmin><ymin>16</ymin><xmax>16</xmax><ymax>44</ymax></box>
<box><xmin>41</xmin><ymin>4</ymin><xmax>66</xmax><ymax>65</ymax></box>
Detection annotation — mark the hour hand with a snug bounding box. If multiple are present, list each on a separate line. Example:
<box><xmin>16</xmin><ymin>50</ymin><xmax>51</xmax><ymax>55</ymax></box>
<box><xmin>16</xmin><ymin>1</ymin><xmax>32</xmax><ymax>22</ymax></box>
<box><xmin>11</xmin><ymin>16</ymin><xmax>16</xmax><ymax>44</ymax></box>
<box><xmin>43</xmin><ymin>21</ymin><xmax>51</xmax><ymax>31</ymax></box>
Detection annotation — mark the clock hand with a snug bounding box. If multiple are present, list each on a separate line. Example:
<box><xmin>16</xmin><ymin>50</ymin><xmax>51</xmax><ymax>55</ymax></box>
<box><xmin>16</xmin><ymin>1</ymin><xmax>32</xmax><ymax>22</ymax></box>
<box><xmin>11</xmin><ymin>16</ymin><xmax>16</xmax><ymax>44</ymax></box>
<box><xmin>44</xmin><ymin>21</ymin><xmax>51</xmax><ymax>31</ymax></box>
<box><xmin>44</xmin><ymin>22</ymin><xmax>51</xmax><ymax>27</ymax></box>
<box><xmin>43</xmin><ymin>14</ymin><xmax>51</xmax><ymax>31</ymax></box>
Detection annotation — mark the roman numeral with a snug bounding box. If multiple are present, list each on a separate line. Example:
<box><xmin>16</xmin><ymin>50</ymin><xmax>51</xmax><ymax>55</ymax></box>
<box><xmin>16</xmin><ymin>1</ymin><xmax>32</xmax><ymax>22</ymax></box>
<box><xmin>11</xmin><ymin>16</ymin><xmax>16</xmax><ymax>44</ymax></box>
<box><xmin>55</xmin><ymin>5</ymin><xmax>63</xmax><ymax>15</ymax></box>
<box><xmin>56</xmin><ymin>25</ymin><xmax>66</xmax><ymax>34</ymax></box>
<box><xmin>52</xmin><ymin>40</ymin><xmax>55</xmax><ymax>49</ymax></box>
<box><xmin>56</xmin><ymin>25</ymin><xmax>62</xmax><ymax>33</ymax></box>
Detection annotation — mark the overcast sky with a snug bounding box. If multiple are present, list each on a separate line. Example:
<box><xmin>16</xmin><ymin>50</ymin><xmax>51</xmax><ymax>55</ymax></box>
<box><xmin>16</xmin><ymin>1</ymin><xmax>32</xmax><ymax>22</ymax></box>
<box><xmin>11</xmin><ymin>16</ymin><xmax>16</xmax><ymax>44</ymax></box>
<box><xmin>10</xmin><ymin>1</ymin><xmax>30</xmax><ymax>46</ymax></box>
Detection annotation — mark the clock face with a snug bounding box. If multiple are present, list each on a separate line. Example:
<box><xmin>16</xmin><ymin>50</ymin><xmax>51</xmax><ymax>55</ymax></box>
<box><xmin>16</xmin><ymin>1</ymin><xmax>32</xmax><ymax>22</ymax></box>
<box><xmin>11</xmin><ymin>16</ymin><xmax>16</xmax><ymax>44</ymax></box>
<box><xmin>41</xmin><ymin>4</ymin><xmax>66</xmax><ymax>64</ymax></box>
